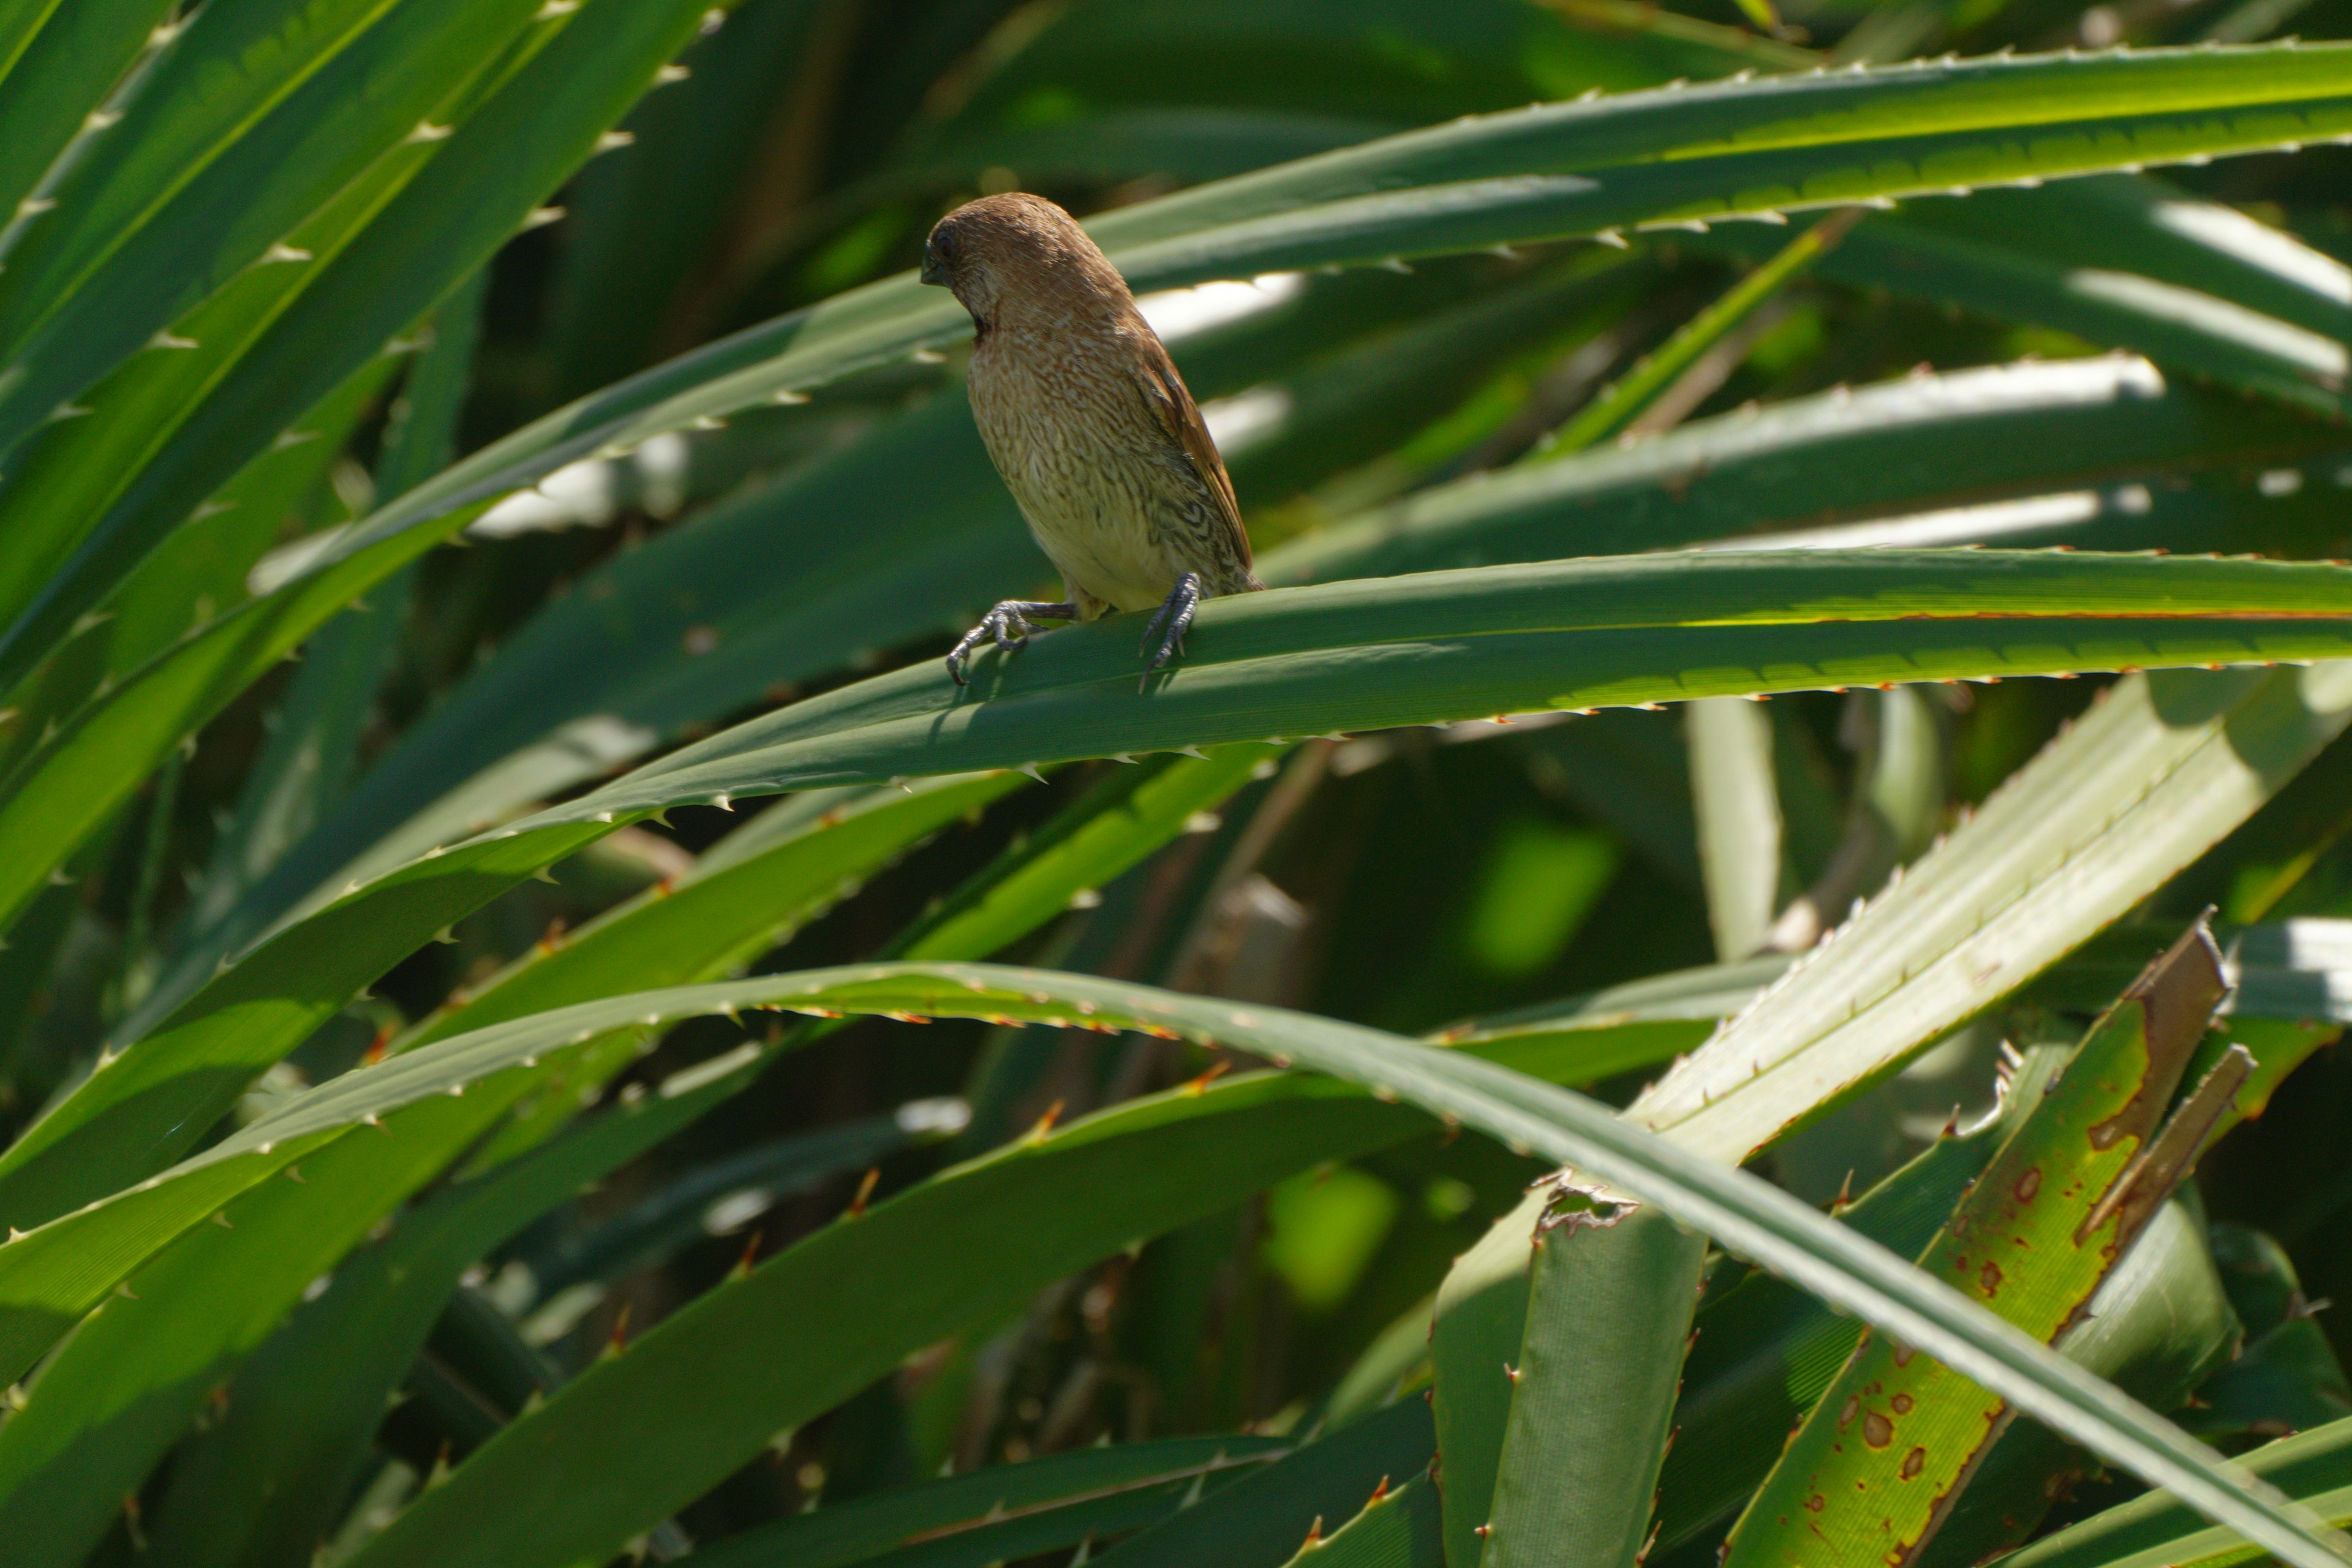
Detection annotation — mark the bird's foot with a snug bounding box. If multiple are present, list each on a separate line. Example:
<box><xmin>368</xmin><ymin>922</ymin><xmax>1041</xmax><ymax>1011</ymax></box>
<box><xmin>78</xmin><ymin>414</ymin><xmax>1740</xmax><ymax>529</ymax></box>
<box><xmin>946</xmin><ymin>600</ymin><xmax>1077</xmax><ymax>685</ymax></box>
<box><xmin>1138</xmin><ymin>572</ymin><xmax>1203</xmax><ymax>689</ymax></box>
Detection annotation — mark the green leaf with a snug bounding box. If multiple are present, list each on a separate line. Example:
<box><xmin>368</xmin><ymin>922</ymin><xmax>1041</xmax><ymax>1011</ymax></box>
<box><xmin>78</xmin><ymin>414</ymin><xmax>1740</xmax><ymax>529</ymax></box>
<box><xmin>420</xmin><ymin>774</ymin><xmax>1030</xmax><ymax>1053</ymax></box>
<box><xmin>1479</xmin><ymin>1186</ymin><xmax>1707</xmax><ymax>1568</ymax></box>
<box><xmin>192</xmin><ymin>334</ymin><xmax>2270</xmax><ymax>1038</ymax></box>
<box><xmin>2003</xmin><ymin>1417</ymin><xmax>2352</xmax><ymax>1568</ymax></box>
<box><xmin>71</xmin><ymin>958</ymin><xmax>2320</xmax><ymax>1568</ymax></box>
<box><xmin>1684</xmin><ymin>172</ymin><xmax>2351</xmax><ymax>418</ymax></box>
<box><xmin>888</xmin><ymin>747</ymin><xmax>1280</xmax><ymax>963</ymax></box>
<box><xmin>0</xmin><ymin>0</ymin><xmax>175</xmax><ymax>241</ymax></box>
<box><xmin>1472</xmin><ymin>674</ymin><xmax>2346</xmax><ymax>1562</ymax></box>
<box><xmin>1273</xmin><ymin>1472</ymin><xmax>1445</xmax><ymax>1568</ymax></box>
<box><xmin>939</xmin><ymin>0</ymin><xmax>1793</xmax><ymax>137</ymax></box>
<box><xmin>1267</xmin><ymin>356</ymin><xmax>2330</xmax><ymax>586</ymax></box>
<box><xmin>0</xmin><ymin>1041</ymin><xmax>712</xmax><ymax>1568</ymax></box>
<box><xmin>138</xmin><ymin>1064</ymin><xmax>761</xmax><ymax>1568</ymax></box>
<box><xmin>0</xmin><ymin>0</ymin><xmax>720</xmax><ymax>707</ymax></box>
<box><xmin>175</xmin><ymin>397</ymin><xmax>1030</xmax><ymax>978</ymax></box>
<box><xmin>543</xmin><ymin>552</ymin><xmax>2352</xmax><ymax>827</ymax></box>
<box><xmin>48</xmin><ymin>747</ymin><xmax>1058</xmax><ymax>1566</ymax></box>
<box><xmin>682</xmin><ymin>1435</ymin><xmax>1291</xmax><ymax>1568</ymax></box>
<box><xmin>0</xmin><ymin>1125</ymin><xmax>339</xmax><ymax>1389</ymax></box>
<box><xmin>175</xmin><ymin>255</ymin><xmax>1630</xmax><ymax>986</ymax></box>
<box><xmin>28</xmin><ymin>551</ymin><xmax>2352</xmax><ymax>1245</ymax></box>
<box><xmin>1090</xmin><ymin>1398</ymin><xmax>1434</xmax><ymax>1568</ymax></box>
<box><xmin>0</xmin><ymin>769</ymin><xmax>1036</xmax><ymax>1382</ymax></box>
<box><xmin>1689</xmin><ymin>697</ymin><xmax>1783</xmax><ymax>963</ymax></box>
<box><xmin>1722</xmin><ymin>925</ymin><xmax>2234</xmax><ymax>1567</ymax></box>
<box><xmin>1533</xmin><ymin>207</ymin><xmax>1858</xmax><ymax>458</ymax></box>
<box><xmin>1455</xmin><ymin>920</ymin><xmax>2352</xmax><ymax>1052</ymax></box>
<box><xmin>269</xmin><ymin>42</ymin><xmax>2352</xmax><ymax>627</ymax></box>
<box><xmin>1630</xmin><ymin>664</ymin><xmax>2352</xmax><ymax>1163</ymax></box>
<box><xmin>507</xmin><ymin>1107</ymin><xmax>956</xmax><ymax>1317</ymax></box>
<box><xmin>0</xmin><ymin>765</ymin><xmax>1024</xmax><ymax>1233</ymax></box>
<box><xmin>0</xmin><ymin>0</ymin><xmax>548</xmax><ymax>462</ymax></box>
<box><xmin>23</xmin><ymin>40</ymin><xmax>2352</xmax><ymax>982</ymax></box>
<box><xmin>1916</xmin><ymin>1197</ymin><xmax>2244</xmax><ymax>1568</ymax></box>
<box><xmin>0</xmin><ymin>343</ymin><xmax>395</xmax><ymax>792</ymax></box>
<box><xmin>539</xmin><ymin>0</ymin><xmax>829</xmax><ymax>402</ymax></box>
<box><xmin>184</xmin><ymin>268</ymin><xmax>486</xmax><ymax>940</ymax></box>
<box><xmin>2185</xmin><ymin>1225</ymin><xmax>2352</xmax><ymax>1442</ymax></box>
<box><xmin>1653</xmin><ymin>1102</ymin><xmax>2032</xmax><ymax>1554</ymax></box>
<box><xmin>0</xmin><ymin>818</ymin><xmax>613</xmax><ymax>1238</ymax></box>
<box><xmin>342</xmin><ymin>1058</ymin><xmax>1431</xmax><ymax>1568</ymax></box>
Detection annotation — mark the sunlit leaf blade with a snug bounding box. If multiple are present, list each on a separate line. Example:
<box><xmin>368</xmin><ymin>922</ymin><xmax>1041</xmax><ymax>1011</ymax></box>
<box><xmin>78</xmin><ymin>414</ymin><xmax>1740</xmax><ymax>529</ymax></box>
<box><xmin>6</xmin><ymin>10</ymin><xmax>2352</xmax><ymax>1565</ymax></box>
<box><xmin>0</xmin><ymin>821</ymin><xmax>614</xmax><ymax>1237</ymax></box>
<box><xmin>1632</xmin><ymin>663</ymin><xmax>2352</xmax><ymax>1161</ymax></box>
<box><xmin>183</xmin><ymin>268</ymin><xmax>483</xmax><ymax>940</ymax></box>
<box><xmin>1653</xmin><ymin>1099</ymin><xmax>2029</xmax><ymax>1553</ymax></box>
<box><xmin>13</xmin><ymin>32</ymin><xmax>2349</xmax><ymax>993</ymax></box>
<box><xmin>0</xmin><ymin>969</ymin><xmax>1300</xmax><ymax>1390</ymax></box>
<box><xmin>0</xmin><ymin>23</ymin><xmax>541</xmax><ymax>697</ymax></box>
<box><xmin>406</xmin><ymin>773</ymin><xmax>1027</xmax><ymax>1052</ymax></box>
<box><xmin>1689</xmin><ymin>696</ymin><xmax>1784</xmax><ymax>963</ymax></box>
<box><xmin>1536</xmin><ymin>207</ymin><xmax>1858</xmax><ymax>457</ymax></box>
<box><xmin>0</xmin><ymin>768</ymin><xmax>1042</xmax><ymax>1558</ymax></box>
<box><xmin>1066</xmin><ymin>43</ymin><xmax>2352</xmax><ymax>279</ymax></box>
<box><xmin>168</xmin><ymin>398</ymin><xmax>1022</xmax><ymax>974</ymax></box>
<box><xmin>563</xmin><ymin>552</ymin><xmax>2352</xmax><ymax>821</ymax></box>
<box><xmin>1916</xmin><ymin>1199</ymin><xmax>2245</xmax><ymax>1568</ymax></box>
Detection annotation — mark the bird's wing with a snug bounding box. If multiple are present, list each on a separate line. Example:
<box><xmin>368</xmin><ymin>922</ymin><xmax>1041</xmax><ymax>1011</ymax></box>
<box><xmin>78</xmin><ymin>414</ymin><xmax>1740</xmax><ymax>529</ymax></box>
<box><xmin>1129</xmin><ymin>327</ymin><xmax>1253</xmax><ymax>572</ymax></box>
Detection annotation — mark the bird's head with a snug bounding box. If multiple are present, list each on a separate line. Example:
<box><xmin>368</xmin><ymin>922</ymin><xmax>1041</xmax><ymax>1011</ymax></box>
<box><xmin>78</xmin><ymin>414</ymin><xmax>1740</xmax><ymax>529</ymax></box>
<box><xmin>921</xmin><ymin>194</ymin><xmax>1128</xmax><ymax>331</ymax></box>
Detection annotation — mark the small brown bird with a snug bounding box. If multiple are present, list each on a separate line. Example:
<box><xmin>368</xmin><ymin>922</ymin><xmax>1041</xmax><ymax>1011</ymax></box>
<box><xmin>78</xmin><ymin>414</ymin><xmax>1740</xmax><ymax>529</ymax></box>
<box><xmin>919</xmin><ymin>193</ymin><xmax>1262</xmax><ymax>686</ymax></box>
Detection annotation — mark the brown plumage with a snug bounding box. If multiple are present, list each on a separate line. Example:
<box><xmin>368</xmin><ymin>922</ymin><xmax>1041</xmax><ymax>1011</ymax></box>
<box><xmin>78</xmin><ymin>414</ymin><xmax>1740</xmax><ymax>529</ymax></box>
<box><xmin>920</xmin><ymin>192</ymin><xmax>1261</xmax><ymax>685</ymax></box>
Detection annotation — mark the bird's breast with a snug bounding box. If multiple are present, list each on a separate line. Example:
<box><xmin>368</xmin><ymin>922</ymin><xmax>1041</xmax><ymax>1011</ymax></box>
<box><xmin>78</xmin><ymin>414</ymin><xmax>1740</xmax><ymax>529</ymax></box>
<box><xmin>967</xmin><ymin>333</ymin><xmax>1216</xmax><ymax>614</ymax></box>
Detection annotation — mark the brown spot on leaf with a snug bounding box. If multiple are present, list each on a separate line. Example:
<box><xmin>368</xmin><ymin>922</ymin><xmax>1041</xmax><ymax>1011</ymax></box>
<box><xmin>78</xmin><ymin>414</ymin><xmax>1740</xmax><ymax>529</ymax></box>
<box><xmin>1805</xmin><ymin>1493</ymin><xmax>1825</xmax><ymax>1513</ymax></box>
<box><xmin>2014</xmin><ymin>1167</ymin><xmax>2042</xmax><ymax>1202</ymax></box>
<box><xmin>1864</xmin><ymin>1412</ymin><xmax>1895</xmax><ymax>1449</ymax></box>
<box><xmin>1890</xmin><ymin>1343</ymin><xmax>1914</xmax><ymax>1368</ymax></box>
<box><xmin>1980</xmin><ymin>1261</ymin><xmax>2004</xmax><ymax>1296</ymax></box>
<box><xmin>1901</xmin><ymin>1448</ymin><xmax>1926</xmax><ymax>1480</ymax></box>
<box><xmin>1840</xmin><ymin>1395</ymin><xmax>1860</xmax><ymax>1429</ymax></box>
<box><xmin>2086</xmin><ymin>922</ymin><xmax>2228</xmax><ymax>1151</ymax></box>
<box><xmin>1891</xmin><ymin>1394</ymin><xmax>1914</xmax><ymax>1414</ymax></box>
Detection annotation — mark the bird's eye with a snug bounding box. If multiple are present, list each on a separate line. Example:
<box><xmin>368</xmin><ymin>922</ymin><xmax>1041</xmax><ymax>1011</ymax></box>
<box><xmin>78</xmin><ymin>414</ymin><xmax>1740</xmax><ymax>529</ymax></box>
<box><xmin>932</xmin><ymin>230</ymin><xmax>960</xmax><ymax>265</ymax></box>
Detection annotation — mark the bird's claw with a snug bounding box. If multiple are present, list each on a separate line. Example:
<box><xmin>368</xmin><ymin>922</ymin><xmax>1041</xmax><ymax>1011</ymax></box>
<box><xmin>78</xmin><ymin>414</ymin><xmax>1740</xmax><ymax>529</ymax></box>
<box><xmin>1138</xmin><ymin>572</ymin><xmax>1202</xmax><ymax>689</ymax></box>
<box><xmin>946</xmin><ymin>600</ymin><xmax>1077</xmax><ymax>685</ymax></box>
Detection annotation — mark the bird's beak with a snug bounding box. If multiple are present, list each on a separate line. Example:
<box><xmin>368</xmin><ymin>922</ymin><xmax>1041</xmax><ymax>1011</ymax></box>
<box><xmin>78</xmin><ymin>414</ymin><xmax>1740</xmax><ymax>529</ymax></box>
<box><xmin>919</xmin><ymin>249</ymin><xmax>946</xmax><ymax>287</ymax></box>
